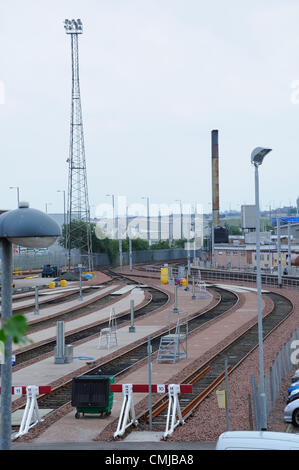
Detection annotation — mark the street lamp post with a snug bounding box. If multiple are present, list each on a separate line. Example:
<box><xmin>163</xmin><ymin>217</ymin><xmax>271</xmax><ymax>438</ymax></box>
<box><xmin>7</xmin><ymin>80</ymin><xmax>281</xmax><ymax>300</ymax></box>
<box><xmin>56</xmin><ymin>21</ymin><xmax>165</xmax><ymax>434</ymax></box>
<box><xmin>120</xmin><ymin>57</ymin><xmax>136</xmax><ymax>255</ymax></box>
<box><xmin>0</xmin><ymin>202</ymin><xmax>61</xmax><ymax>450</ymax></box>
<box><xmin>45</xmin><ymin>202</ymin><xmax>52</xmax><ymax>214</ymax></box>
<box><xmin>175</xmin><ymin>199</ymin><xmax>183</xmax><ymax>240</ymax></box>
<box><xmin>141</xmin><ymin>197</ymin><xmax>150</xmax><ymax>245</ymax></box>
<box><xmin>251</xmin><ymin>146</ymin><xmax>272</xmax><ymax>431</ymax></box>
<box><xmin>9</xmin><ymin>187</ymin><xmax>21</xmax><ymax>256</ymax></box>
<box><xmin>9</xmin><ymin>186</ymin><xmax>20</xmax><ymax>207</ymax></box>
<box><xmin>288</xmin><ymin>222</ymin><xmax>292</xmax><ymax>274</ymax></box>
<box><xmin>106</xmin><ymin>194</ymin><xmax>115</xmax><ymax>239</ymax></box>
<box><xmin>277</xmin><ymin>215</ymin><xmax>282</xmax><ymax>287</ymax></box>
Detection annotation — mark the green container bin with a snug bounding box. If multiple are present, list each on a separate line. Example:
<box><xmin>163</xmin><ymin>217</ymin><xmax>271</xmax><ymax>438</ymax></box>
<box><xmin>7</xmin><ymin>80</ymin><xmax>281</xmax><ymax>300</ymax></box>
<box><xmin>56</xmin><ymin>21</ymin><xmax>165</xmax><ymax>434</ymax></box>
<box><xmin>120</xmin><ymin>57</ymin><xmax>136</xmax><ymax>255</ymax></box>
<box><xmin>71</xmin><ymin>375</ymin><xmax>114</xmax><ymax>419</ymax></box>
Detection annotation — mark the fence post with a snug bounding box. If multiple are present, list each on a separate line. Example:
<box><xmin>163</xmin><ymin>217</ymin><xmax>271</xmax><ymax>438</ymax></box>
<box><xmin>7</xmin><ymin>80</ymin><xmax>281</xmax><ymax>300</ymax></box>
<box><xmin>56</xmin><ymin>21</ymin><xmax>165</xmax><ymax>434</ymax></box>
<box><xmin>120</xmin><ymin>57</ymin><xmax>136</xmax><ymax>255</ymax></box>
<box><xmin>251</xmin><ymin>374</ymin><xmax>260</xmax><ymax>430</ymax></box>
<box><xmin>269</xmin><ymin>366</ymin><xmax>276</xmax><ymax>411</ymax></box>
<box><xmin>248</xmin><ymin>394</ymin><xmax>253</xmax><ymax>430</ymax></box>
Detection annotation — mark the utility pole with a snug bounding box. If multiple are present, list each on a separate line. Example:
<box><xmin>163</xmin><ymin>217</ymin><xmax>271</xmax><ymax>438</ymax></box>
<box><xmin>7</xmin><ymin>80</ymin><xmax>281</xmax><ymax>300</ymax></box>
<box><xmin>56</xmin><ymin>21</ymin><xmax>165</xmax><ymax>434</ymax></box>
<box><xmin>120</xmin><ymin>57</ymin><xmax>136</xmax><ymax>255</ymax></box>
<box><xmin>64</xmin><ymin>19</ymin><xmax>93</xmax><ymax>272</ymax></box>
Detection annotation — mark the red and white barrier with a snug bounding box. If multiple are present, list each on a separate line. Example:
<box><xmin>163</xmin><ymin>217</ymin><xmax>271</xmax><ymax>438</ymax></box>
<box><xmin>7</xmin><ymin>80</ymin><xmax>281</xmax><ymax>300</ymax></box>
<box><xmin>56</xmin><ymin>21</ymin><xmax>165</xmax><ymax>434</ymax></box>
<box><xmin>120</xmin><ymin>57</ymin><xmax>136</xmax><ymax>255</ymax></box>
<box><xmin>4</xmin><ymin>385</ymin><xmax>52</xmax><ymax>439</ymax></box>
<box><xmin>110</xmin><ymin>383</ymin><xmax>192</xmax><ymax>439</ymax></box>
<box><xmin>112</xmin><ymin>384</ymin><xmax>138</xmax><ymax>438</ymax></box>
<box><xmin>1</xmin><ymin>385</ymin><xmax>51</xmax><ymax>395</ymax></box>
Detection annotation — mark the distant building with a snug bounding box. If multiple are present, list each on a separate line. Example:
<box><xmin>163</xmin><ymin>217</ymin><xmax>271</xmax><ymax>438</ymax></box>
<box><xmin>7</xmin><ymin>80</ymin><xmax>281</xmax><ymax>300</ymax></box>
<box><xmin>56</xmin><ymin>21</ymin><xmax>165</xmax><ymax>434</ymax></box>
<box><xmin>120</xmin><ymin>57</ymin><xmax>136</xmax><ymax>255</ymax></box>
<box><xmin>214</xmin><ymin>243</ymin><xmax>292</xmax><ymax>270</ymax></box>
<box><xmin>277</xmin><ymin>222</ymin><xmax>299</xmax><ymax>244</ymax></box>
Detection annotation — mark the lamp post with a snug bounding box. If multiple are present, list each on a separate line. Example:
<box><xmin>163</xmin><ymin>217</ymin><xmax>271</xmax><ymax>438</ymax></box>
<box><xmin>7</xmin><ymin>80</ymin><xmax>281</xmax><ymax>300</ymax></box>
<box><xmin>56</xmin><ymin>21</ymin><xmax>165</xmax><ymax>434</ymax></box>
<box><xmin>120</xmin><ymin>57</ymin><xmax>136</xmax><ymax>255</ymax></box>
<box><xmin>251</xmin><ymin>146</ymin><xmax>272</xmax><ymax>431</ymax></box>
<box><xmin>141</xmin><ymin>196</ymin><xmax>150</xmax><ymax>245</ymax></box>
<box><xmin>0</xmin><ymin>202</ymin><xmax>61</xmax><ymax>450</ymax></box>
<box><xmin>175</xmin><ymin>199</ymin><xmax>183</xmax><ymax>240</ymax></box>
<box><xmin>106</xmin><ymin>194</ymin><xmax>115</xmax><ymax>239</ymax></box>
<box><xmin>45</xmin><ymin>202</ymin><xmax>52</xmax><ymax>214</ymax></box>
<box><xmin>9</xmin><ymin>186</ymin><xmax>20</xmax><ymax>207</ymax></box>
<box><xmin>9</xmin><ymin>187</ymin><xmax>21</xmax><ymax>256</ymax></box>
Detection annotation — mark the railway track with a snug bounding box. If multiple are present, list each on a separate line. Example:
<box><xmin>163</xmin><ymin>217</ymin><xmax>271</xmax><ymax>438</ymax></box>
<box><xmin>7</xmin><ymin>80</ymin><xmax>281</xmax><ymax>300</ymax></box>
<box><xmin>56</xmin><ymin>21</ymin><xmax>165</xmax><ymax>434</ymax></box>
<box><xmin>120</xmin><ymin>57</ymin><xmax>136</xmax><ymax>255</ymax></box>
<box><xmin>11</xmin><ymin>266</ymin><xmax>293</xmax><ymax>441</ymax></box>
<box><xmin>136</xmin><ymin>291</ymin><xmax>293</xmax><ymax>432</ymax></box>
<box><xmin>12</xmin><ymin>286</ymin><xmax>237</xmax><ymax>417</ymax></box>
<box><xmin>135</xmin><ymin>262</ymin><xmax>299</xmax><ymax>290</ymax></box>
<box><xmin>13</xmin><ymin>285</ymin><xmax>168</xmax><ymax>367</ymax></box>
<box><xmin>10</xmin><ymin>285</ymin><xmax>106</xmax><ymax>316</ymax></box>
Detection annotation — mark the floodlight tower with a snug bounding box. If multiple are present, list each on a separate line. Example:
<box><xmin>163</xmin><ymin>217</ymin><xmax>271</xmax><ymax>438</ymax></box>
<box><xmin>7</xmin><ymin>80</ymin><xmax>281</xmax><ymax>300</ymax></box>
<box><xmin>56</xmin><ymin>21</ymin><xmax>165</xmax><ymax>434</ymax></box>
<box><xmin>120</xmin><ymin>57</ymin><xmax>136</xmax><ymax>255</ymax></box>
<box><xmin>64</xmin><ymin>19</ymin><xmax>93</xmax><ymax>271</ymax></box>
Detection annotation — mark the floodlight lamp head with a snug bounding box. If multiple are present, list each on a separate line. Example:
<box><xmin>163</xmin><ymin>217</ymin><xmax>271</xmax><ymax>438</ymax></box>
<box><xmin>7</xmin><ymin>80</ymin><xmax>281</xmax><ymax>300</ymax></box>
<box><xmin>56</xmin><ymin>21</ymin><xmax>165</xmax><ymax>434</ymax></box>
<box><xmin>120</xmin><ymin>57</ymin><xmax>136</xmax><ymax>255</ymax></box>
<box><xmin>251</xmin><ymin>147</ymin><xmax>272</xmax><ymax>166</ymax></box>
<box><xmin>64</xmin><ymin>18</ymin><xmax>83</xmax><ymax>34</ymax></box>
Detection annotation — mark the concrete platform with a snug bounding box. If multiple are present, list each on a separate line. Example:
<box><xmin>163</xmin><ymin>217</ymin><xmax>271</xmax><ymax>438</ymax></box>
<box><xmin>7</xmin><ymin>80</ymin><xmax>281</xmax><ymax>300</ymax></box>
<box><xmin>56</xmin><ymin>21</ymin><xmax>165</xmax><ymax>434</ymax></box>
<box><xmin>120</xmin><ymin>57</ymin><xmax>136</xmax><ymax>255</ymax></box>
<box><xmin>123</xmin><ymin>431</ymin><xmax>164</xmax><ymax>441</ymax></box>
<box><xmin>12</xmin><ymin>287</ymin><xmax>146</xmax><ymax>366</ymax></box>
<box><xmin>12</xmin><ymin>409</ymin><xmax>53</xmax><ymax>426</ymax></box>
<box><xmin>111</xmin><ymin>285</ymin><xmax>140</xmax><ymax>295</ymax></box>
<box><xmin>209</xmin><ymin>283</ymin><xmax>269</xmax><ymax>293</ymax></box>
<box><xmin>18</xmin><ymin>284</ymin><xmax>118</xmax><ymax>329</ymax></box>
<box><xmin>12</xmin><ymin>440</ymin><xmax>217</xmax><ymax>450</ymax></box>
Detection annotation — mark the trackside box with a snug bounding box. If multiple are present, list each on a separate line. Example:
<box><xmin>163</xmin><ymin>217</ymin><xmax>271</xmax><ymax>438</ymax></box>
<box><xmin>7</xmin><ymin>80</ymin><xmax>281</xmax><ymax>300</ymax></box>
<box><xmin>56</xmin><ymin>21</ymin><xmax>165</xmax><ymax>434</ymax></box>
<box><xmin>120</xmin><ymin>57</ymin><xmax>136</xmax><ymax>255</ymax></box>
<box><xmin>71</xmin><ymin>375</ymin><xmax>114</xmax><ymax>418</ymax></box>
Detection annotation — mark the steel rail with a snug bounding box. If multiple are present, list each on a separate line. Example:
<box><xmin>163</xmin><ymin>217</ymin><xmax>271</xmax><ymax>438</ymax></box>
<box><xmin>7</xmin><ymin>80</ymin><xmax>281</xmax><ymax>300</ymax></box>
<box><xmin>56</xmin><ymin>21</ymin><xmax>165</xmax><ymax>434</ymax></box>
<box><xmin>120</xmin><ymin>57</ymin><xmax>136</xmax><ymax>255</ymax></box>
<box><xmin>138</xmin><ymin>291</ymin><xmax>293</xmax><ymax>432</ymax></box>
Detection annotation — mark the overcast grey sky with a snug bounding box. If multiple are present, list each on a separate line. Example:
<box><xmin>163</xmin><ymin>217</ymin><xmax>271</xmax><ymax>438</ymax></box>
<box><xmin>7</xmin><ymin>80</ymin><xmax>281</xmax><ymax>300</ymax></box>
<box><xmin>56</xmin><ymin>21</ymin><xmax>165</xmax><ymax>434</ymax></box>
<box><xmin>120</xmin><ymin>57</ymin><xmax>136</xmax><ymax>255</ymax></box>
<box><xmin>1</xmin><ymin>0</ymin><xmax>299</xmax><ymax>216</ymax></box>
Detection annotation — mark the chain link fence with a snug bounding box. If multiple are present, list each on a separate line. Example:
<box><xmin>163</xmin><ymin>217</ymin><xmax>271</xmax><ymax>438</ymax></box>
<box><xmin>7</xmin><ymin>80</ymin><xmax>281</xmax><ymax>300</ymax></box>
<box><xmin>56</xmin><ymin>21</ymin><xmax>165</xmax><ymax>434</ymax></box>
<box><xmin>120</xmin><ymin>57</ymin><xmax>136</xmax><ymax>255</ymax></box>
<box><xmin>6</xmin><ymin>248</ymin><xmax>189</xmax><ymax>273</ymax></box>
<box><xmin>251</xmin><ymin>328</ymin><xmax>299</xmax><ymax>429</ymax></box>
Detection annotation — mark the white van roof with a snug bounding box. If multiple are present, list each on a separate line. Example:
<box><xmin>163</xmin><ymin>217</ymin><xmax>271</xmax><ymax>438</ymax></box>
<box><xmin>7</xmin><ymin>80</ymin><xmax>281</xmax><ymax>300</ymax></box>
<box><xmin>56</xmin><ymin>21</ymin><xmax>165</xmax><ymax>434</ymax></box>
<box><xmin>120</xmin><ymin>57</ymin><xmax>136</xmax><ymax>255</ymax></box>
<box><xmin>216</xmin><ymin>431</ymin><xmax>299</xmax><ymax>450</ymax></box>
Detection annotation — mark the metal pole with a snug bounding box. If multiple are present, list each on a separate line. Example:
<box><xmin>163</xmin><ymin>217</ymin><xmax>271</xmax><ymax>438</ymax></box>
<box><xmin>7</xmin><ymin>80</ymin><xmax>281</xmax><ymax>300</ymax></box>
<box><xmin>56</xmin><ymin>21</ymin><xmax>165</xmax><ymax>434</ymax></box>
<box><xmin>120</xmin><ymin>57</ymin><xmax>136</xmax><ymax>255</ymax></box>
<box><xmin>112</xmin><ymin>195</ymin><xmax>115</xmax><ymax>239</ymax></box>
<box><xmin>147</xmin><ymin>197</ymin><xmax>150</xmax><ymax>246</ymax></box>
<box><xmin>158</xmin><ymin>209</ymin><xmax>161</xmax><ymax>242</ymax></box>
<box><xmin>187</xmin><ymin>239</ymin><xmax>191</xmax><ymax>275</ymax></box>
<box><xmin>63</xmin><ymin>191</ymin><xmax>67</xmax><ymax>268</ymax></box>
<box><xmin>0</xmin><ymin>239</ymin><xmax>13</xmax><ymax>450</ymax></box>
<box><xmin>147</xmin><ymin>337</ymin><xmax>152</xmax><ymax>430</ymax></box>
<box><xmin>129</xmin><ymin>299</ymin><xmax>135</xmax><ymax>332</ymax></box>
<box><xmin>129</xmin><ymin>238</ymin><xmax>133</xmax><ymax>272</ymax></box>
<box><xmin>248</xmin><ymin>394</ymin><xmax>253</xmax><ymax>430</ymax></box>
<box><xmin>79</xmin><ymin>264</ymin><xmax>83</xmax><ymax>301</ymax></box>
<box><xmin>225</xmin><ymin>358</ymin><xmax>229</xmax><ymax>431</ymax></box>
<box><xmin>169</xmin><ymin>212</ymin><xmax>173</xmax><ymax>247</ymax></box>
<box><xmin>119</xmin><ymin>239</ymin><xmax>122</xmax><ymax>272</ymax></box>
<box><xmin>288</xmin><ymin>222</ymin><xmax>291</xmax><ymax>274</ymax></box>
<box><xmin>254</xmin><ymin>164</ymin><xmax>267</xmax><ymax>430</ymax></box>
<box><xmin>173</xmin><ymin>284</ymin><xmax>179</xmax><ymax>312</ymax></box>
<box><xmin>178</xmin><ymin>201</ymin><xmax>183</xmax><ymax>240</ymax></box>
<box><xmin>277</xmin><ymin>216</ymin><xmax>282</xmax><ymax>287</ymax></box>
<box><xmin>251</xmin><ymin>374</ymin><xmax>260</xmax><ymax>431</ymax></box>
<box><xmin>192</xmin><ymin>276</ymin><xmax>196</xmax><ymax>300</ymax></box>
<box><xmin>184</xmin><ymin>270</ymin><xmax>189</xmax><ymax>291</ymax></box>
<box><xmin>34</xmin><ymin>286</ymin><xmax>39</xmax><ymax>315</ymax></box>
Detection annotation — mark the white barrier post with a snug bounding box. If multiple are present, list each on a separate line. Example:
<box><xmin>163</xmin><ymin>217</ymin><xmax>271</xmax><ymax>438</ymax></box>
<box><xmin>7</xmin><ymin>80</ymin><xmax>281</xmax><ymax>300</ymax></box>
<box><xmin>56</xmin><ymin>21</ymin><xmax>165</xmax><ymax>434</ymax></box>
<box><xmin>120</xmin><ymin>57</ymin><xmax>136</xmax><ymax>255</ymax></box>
<box><xmin>114</xmin><ymin>384</ymin><xmax>138</xmax><ymax>438</ymax></box>
<box><xmin>164</xmin><ymin>384</ymin><xmax>184</xmax><ymax>439</ymax></box>
<box><xmin>14</xmin><ymin>385</ymin><xmax>42</xmax><ymax>438</ymax></box>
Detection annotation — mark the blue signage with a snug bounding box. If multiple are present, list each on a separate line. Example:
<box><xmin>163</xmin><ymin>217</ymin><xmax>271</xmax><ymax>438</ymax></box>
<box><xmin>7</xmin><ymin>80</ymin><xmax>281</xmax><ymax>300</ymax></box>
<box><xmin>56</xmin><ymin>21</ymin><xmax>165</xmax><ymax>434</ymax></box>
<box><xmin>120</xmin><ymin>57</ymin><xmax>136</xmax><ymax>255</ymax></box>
<box><xmin>272</xmin><ymin>217</ymin><xmax>299</xmax><ymax>225</ymax></box>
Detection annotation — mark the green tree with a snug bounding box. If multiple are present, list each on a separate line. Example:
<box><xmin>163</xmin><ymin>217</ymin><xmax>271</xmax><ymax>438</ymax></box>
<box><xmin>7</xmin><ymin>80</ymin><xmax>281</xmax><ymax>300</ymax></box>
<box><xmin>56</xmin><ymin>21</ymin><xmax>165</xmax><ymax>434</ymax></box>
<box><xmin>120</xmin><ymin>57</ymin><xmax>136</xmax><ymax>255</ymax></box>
<box><xmin>173</xmin><ymin>238</ymin><xmax>187</xmax><ymax>249</ymax></box>
<box><xmin>58</xmin><ymin>220</ymin><xmax>91</xmax><ymax>251</ymax></box>
<box><xmin>0</xmin><ymin>314</ymin><xmax>30</xmax><ymax>346</ymax></box>
<box><xmin>151</xmin><ymin>240</ymin><xmax>171</xmax><ymax>250</ymax></box>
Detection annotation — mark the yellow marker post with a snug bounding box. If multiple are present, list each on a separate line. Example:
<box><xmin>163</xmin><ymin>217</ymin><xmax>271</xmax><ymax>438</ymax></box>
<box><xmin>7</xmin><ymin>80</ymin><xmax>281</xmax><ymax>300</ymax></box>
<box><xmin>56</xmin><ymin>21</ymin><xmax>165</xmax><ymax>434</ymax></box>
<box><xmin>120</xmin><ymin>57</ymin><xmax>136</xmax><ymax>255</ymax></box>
<box><xmin>216</xmin><ymin>390</ymin><xmax>226</xmax><ymax>409</ymax></box>
<box><xmin>160</xmin><ymin>268</ymin><xmax>168</xmax><ymax>285</ymax></box>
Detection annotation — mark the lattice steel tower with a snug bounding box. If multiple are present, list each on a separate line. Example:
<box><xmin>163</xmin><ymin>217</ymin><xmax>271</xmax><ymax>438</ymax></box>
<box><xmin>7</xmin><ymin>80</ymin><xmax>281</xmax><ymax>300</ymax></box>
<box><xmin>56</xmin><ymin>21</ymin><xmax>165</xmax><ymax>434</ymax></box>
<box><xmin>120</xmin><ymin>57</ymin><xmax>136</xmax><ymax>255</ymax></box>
<box><xmin>64</xmin><ymin>19</ymin><xmax>93</xmax><ymax>271</ymax></box>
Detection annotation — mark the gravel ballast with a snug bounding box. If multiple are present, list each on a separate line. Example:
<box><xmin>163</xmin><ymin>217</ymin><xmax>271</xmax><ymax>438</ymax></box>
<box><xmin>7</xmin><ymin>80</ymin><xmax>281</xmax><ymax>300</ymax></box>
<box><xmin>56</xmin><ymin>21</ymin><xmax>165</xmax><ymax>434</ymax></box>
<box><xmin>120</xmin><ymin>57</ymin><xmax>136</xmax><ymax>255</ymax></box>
<box><xmin>167</xmin><ymin>286</ymin><xmax>299</xmax><ymax>441</ymax></box>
